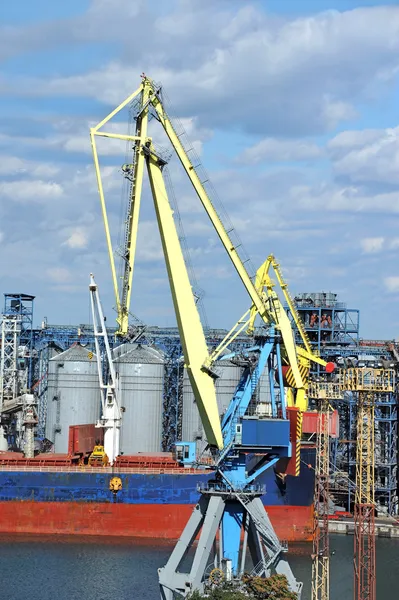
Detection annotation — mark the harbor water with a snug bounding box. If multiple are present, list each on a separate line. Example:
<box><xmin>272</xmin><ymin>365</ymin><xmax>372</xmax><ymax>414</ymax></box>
<box><xmin>0</xmin><ymin>534</ymin><xmax>396</xmax><ymax>599</ymax></box>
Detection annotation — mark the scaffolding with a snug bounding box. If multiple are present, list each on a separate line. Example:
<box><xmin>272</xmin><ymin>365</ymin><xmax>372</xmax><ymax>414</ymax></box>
<box><xmin>311</xmin><ymin>393</ymin><xmax>331</xmax><ymax>600</ymax></box>
<box><xmin>0</xmin><ymin>317</ymin><xmax>20</xmax><ymax>406</ymax></box>
<box><xmin>353</xmin><ymin>391</ymin><xmax>375</xmax><ymax>600</ymax></box>
<box><xmin>339</xmin><ymin>368</ymin><xmax>395</xmax><ymax>600</ymax></box>
<box><xmin>287</xmin><ymin>292</ymin><xmax>359</xmax><ymax>356</ymax></box>
<box><xmin>1</xmin><ymin>294</ymin><xmax>35</xmax><ymax>405</ymax></box>
<box><xmin>331</xmin><ymin>387</ymin><xmax>397</xmax><ymax>516</ymax></box>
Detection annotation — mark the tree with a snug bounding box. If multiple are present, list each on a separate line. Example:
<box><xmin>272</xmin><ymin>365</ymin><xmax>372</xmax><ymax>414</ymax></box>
<box><xmin>187</xmin><ymin>575</ymin><xmax>298</xmax><ymax>600</ymax></box>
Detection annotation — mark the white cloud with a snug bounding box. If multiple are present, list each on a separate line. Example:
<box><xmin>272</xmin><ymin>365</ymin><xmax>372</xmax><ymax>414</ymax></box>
<box><xmin>0</xmin><ymin>155</ymin><xmax>59</xmax><ymax>177</ymax></box>
<box><xmin>2</xmin><ymin>2</ymin><xmax>399</xmax><ymax>337</ymax></box>
<box><xmin>4</xmin><ymin>5</ymin><xmax>399</xmax><ymax>136</ymax></box>
<box><xmin>239</xmin><ymin>138</ymin><xmax>322</xmax><ymax>164</ymax></box>
<box><xmin>291</xmin><ymin>183</ymin><xmax>399</xmax><ymax>214</ymax></box>
<box><xmin>328</xmin><ymin>125</ymin><xmax>399</xmax><ymax>186</ymax></box>
<box><xmin>0</xmin><ymin>180</ymin><xmax>64</xmax><ymax>202</ymax></box>
<box><xmin>360</xmin><ymin>237</ymin><xmax>385</xmax><ymax>254</ymax></box>
<box><xmin>384</xmin><ymin>276</ymin><xmax>399</xmax><ymax>293</ymax></box>
<box><xmin>63</xmin><ymin>227</ymin><xmax>88</xmax><ymax>249</ymax></box>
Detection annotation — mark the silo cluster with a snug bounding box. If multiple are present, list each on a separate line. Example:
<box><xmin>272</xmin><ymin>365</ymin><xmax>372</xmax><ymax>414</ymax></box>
<box><xmin>44</xmin><ymin>342</ymin><xmax>257</xmax><ymax>455</ymax></box>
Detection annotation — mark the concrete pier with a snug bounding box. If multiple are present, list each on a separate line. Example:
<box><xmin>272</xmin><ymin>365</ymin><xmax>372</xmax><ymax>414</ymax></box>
<box><xmin>326</xmin><ymin>517</ymin><xmax>399</xmax><ymax>538</ymax></box>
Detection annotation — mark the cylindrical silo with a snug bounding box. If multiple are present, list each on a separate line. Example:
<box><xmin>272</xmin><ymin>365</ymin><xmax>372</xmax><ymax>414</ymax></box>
<box><xmin>45</xmin><ymin>344</ymin><xmax>100</xmax><ymax>452</ymax></box>
<box><xmin>181</xmin><ymin>358</ymin><xmax>243</xmax><ymax>452</ymax></box>
<box><xmin>114</xmin><ymin>344</ymin><xmax>164</xmax><ymax>454</ymax></box>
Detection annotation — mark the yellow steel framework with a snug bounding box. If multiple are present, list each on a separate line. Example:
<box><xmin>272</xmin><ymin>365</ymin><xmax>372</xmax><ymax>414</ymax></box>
<box><xmin>353</xmin><ymin>391</ymin><xmax>375</xmax><ymax>600</ymax></box>
<box><xmin>90</xmin><ymin>75</ymin><xmax>328</xmax><ymax>445</ymax></box>
<box><xmin>339</xmin><ymin>368</ymin><xmax>394</xmax><ymax>600</ymax></box>
<box><xmin>307</xmin><ymin>381</ymin><xmax>343</xmax><ymax>401</ymax></box>
<box><xmin>311</xmin><ymin>391</ymin><xmax>331</xmax><ymax>600</ymax></box>
<box><xmin>340</xmin><ymin>368</ymin><xmax>394</xmax><ymax>393</ymax></box>
<box><xmin>246</xmin><ymin>254</ymin><xmax>328</xmax><ymax>411</ymax></box>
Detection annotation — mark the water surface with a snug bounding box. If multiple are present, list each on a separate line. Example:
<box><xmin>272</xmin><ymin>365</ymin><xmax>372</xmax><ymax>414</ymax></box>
<box><xmin>0</xmin><ymin>534</ymin><xmax>396</xmax><ymax>599</ymax></box>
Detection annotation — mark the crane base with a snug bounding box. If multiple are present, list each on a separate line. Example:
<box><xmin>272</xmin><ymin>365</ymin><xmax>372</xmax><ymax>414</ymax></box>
<box><xmin>158</xmin><ymin>490</ymin><xmax>302</xmax><ymax>600</ymax></box>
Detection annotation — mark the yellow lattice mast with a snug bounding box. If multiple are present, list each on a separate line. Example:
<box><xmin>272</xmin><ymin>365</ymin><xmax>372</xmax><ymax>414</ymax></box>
<box><xmin>311</xmin><ymin>392</ymin><xmax>330</xmax><ymax>600</ymax></box>
<box><xmin>340</xmin><ymin>367</ymin><xmax>395</xmax><ymax>600</ymax></box>
<box><xmin>308</xmin><ymin>380</ymin><xmax>343</xmax><ymax>600</ymax></box>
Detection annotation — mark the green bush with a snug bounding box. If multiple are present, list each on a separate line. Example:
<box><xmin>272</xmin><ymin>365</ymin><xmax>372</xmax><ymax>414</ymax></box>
<box><xmin>187</xmin><ymin>574</ymin><xmax>298</xmax><ymax>600</ymax></box>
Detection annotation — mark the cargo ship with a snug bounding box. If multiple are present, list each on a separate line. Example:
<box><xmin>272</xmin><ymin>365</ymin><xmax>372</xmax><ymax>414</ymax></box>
<box><xmin>0</xmin><ymin>445</ymin><xmax>315</xmax><ymax>542</ymax></box>
<box><xmin>0</xmin><ymin>345</ymin><xmax>323</xmax><ymax>542</ymax></box>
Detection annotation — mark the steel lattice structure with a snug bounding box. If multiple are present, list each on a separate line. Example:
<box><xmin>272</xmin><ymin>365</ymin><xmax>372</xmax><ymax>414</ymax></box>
<box><xmin>0</xmin><ymin>317</ymin><xmax>20</xmax><ymax>407</ymax></box>
<box><xmin>311</xmin><ymin>395</ymin><xmax>331</xmax><ymax>600</ymax></box>
<box><xmin>354</xmin><ymin>391</ymin><xmax>376</xmax><ymax>600</ymax></box>
<box><xmin>340</xmin><ymin>368</ymin><xmax>395</xmax><ymax>600</ymax></box>
<box><xmin>0</xmin><ymin>294</ymin><xmax>35</xmax><ymax>407</ymax></box>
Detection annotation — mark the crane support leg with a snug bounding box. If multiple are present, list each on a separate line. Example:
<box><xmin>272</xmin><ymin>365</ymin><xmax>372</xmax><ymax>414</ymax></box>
<box><xmin>158</xmin><ymin>488</ymin><xmax>302</xmax><ymax>599</ymax></box>
<box><xmin>145</xmin><ymin>150</ymin><xmax>223</xmax><ymax>448</ymax></box>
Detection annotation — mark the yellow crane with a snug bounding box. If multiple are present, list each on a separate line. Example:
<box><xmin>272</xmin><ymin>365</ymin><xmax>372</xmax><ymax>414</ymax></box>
<box><xmin>90</xmin><ymin>74</ymin><xmax>329</xmax><ymax>447</ymax></box>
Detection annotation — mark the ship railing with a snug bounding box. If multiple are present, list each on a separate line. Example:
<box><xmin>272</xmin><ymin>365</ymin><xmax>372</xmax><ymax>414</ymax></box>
<box><xmin>0</xmin><ymin>465</ymin><xmax>212</xmax><ymax>474</ymax></box>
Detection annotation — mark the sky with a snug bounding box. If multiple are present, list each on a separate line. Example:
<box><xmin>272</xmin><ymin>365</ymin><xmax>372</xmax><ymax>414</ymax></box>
<box><xmin>1</xmin><ymin>0</ymin><xmax>399</xmax><ymax>339</ymax></box>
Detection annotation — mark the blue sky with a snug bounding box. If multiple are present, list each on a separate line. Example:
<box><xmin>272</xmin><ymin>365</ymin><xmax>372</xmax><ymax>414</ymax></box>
<box><xmin>1</xmin><ymin>1</ymin><xmax>399</xmax><ymax>339</ymax></box>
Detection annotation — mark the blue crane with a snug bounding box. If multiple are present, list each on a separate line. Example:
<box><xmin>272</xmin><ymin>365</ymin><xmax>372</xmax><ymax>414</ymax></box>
<box><xmin>158</xmin><ymin>332</ymin><xmax>302</xmax><ymax>598</ymax></box>
<box><xmin>89</xmin><ymin>75</ymin><xmax>332</xmax><ymax>599</ymax></box>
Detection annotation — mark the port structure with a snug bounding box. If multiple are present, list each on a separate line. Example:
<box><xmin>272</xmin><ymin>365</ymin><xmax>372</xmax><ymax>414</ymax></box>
<box><xmin>289</xmin><ymin>294</ymin><xmax>399</xmax><ymax>518</ymax></box>
<box><xmin>89</xmin><ymin>72</ymin><xmax>332</xmax><ymax>445</ymax></box>
<box><xmin>158</xmin><ymin>334</ymin><xmax>304</xmax><ymax>598</ymax></box>
<box><xmin>333</xmin><ymin>373</ymin><xmax>398</xmax><ymax>516</ymax></box>
<box><xmin>286</xmin><ymin>293</ymin><xmax>360</xmax><ymax>361</ymax></box>
<box><xmin>90</xmin><ymin>75</ymin><xmax>338</xmax><ymax>597</ymax></box>
<box><xmin>308</xmin><ymin>385</ymin><xmax>336</xmax><ymax>600</ymax></box>
<box><xmin>340</xmin><ymin>368</ymin><xmax>395</xmax><ymax>600</ymax></box>
<box><xmin>89</xmin><ymin>275</ymin><xmax>122</xmax><ymax>465</ymax></box>
<box><xmin>0</xmin><ymin>293</ymin><xmax>35</xmax><ymax>449</ymax></box>
<box><xmin>90</xmin><ymin>75</ymin><xmax>329</xmax><ymax>400</ymax></box>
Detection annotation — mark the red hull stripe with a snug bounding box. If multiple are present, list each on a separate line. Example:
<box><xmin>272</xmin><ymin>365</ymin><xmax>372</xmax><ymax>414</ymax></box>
<box><xmin>0</xmin><ymin>501</ymin><xmax>313</xmax><ymax>542</ymax></box>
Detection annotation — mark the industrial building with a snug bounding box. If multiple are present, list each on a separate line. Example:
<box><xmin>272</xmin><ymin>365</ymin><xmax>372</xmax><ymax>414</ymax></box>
<box><xmin>0</xmin><ymin>287</ymin><xmax>397</xmax><ymax>517</ymax></box>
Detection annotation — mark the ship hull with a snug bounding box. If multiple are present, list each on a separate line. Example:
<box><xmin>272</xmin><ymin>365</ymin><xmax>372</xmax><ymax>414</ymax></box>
<box><xmin>0</xmin><ymin>501</ymin><xmax>313</xmax><ymax>541</ymax></box>
<box><xmin>0</xmin><ymin>447</ymin><xmax>315</xmax><ymax>542</ymax></box>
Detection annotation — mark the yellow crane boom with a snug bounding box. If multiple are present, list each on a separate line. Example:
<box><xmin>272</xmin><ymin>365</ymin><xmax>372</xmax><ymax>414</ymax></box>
<box><xmin>90</xmin><ymin>75</ymin><xmax>329</xmax><ymax>443</ymax></box>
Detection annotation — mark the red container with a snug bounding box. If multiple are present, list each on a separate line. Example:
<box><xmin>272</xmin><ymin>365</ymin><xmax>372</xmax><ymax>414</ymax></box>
<box><xmin>115</xmin><ymin>453</ymin><xmax>178</xmax><ymax>469</ymax></box>
<box><xmin>302</xmin><ymin>409</ymin><xmax>339</xmax><ymax>439</ymax></box>
<box><xmin>68</xmin><ymin>424</ymin><xmax>103</xmax><ymax>456</ymax></box>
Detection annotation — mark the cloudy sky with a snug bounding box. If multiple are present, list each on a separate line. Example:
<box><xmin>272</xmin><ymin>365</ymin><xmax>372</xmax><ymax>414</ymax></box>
<box><xmin>1</xmin><ymin>0</ymin><xmax>399</xmax><ymax>338</ymax></box>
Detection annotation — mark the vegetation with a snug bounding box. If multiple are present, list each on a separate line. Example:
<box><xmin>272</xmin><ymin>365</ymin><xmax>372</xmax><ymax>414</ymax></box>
<box><xmin>188</xmin><ymin>575</ymin><xmax>298</xmax><ymax>600</ymax></box>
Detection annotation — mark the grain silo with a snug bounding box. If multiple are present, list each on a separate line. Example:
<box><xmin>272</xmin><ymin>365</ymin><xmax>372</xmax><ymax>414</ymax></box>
<box><xmin>181</xmin><ymin>357</ymin><xmax>243</xmax><ymax>453</ymax></box>
<box><xmin>114</xmin><ymin>344</ymin><xmax>164</xmax><ymax>454</ymax></box>
<box><xmin>45</xmin><ymin>344</ymin><xmax>100</xmax><ymax>452</ymax></box>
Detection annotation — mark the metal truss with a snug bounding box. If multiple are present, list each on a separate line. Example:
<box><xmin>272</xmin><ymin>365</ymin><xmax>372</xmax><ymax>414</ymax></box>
<box><xmin>287</xmin><ymin>296</ymin><xmax>360</xmax><ymax>354</ymax></box>
<box><xmin>0</xmin><ymin>317</ymin><xmax>20</xmax><ymax>407</ymax></box>
<box><xmin>159</xmin><ymin>487</ymin><xmax>302</xmax><ymax>600</ymax></box>
<box><xmin>354</xmin><ymin>391</ymin><xmax>375</xmax><ymax>600</ymax></box>
<box><xmin>311</xmin><ymin>396</ymin><xmax>331</xmax><ymax>600</ymax></box>
<box><xmin>330</xmin><ymin>390</ymin><xmax>397</xmax><ymax>516</ymax></box>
